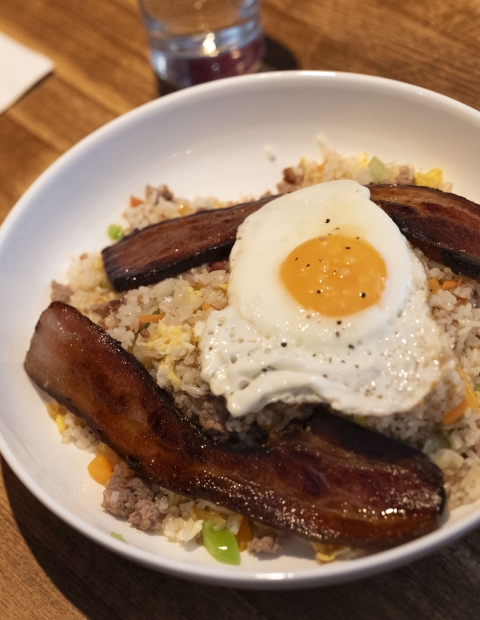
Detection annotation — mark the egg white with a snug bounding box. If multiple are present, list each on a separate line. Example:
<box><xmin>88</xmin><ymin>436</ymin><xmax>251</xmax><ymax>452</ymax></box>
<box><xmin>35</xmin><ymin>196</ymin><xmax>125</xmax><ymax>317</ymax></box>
<box><xmin>199</xmin><ymin>180</ymin><xmax>455</xmax><ymax>418</ymax></box>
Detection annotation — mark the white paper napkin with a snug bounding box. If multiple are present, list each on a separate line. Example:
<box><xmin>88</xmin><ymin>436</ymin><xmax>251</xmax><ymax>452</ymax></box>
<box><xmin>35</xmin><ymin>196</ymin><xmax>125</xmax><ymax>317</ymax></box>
<box><xmin>0</xmin><ymin>32</ymin><xmax>54</xmax><ymax>114</ymax></box>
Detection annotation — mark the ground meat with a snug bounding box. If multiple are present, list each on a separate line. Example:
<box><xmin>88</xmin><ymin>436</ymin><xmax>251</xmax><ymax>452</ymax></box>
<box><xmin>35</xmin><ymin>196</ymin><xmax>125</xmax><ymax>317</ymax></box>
<box><xmin>247</xmin><ymin>522</ymin><xmax>282</xmax><ymax>554</ymax></box>
<box><xmin>91</xmin><ymin>298</ymin><xmax>122</xmax><ymax>319</ymax></box>
<box><xmin>395</xmin><ymin>165</ymin><xmax>414</xmax><ymax>185</ymax></box>
<box><xmin>247</xmin><ymin>535</ymin><xmax>281</xmax><ymax>554</ymax></box>
<box><xmin>51</xmin><ymin>281</ymin><xmax>72</xmax><ymax>304</ymax></box>
<box><xmin>128</xmin><ymin>499</ymin><xmax>161</xmax><ymax>531</ymax></box>
<box><xmin>277</xmin><ymin>166</ymin><xmax>305</xmax><ymax>193</ymax></box>
<box><xmin>198</xmin><ymin>396</ymin><xmax>229</xmax><ymax>441</ymax></box>
<box><xmin>283</xmin><ymin>166</ymin><xmax>305</xmax><ymax>186</ymax></box>
<box><xmin>145</xmin><ymin>183</ymin><xmax>174</xmax><ymax>204</ymax></box>
<box><xmin>102</xmin><ymin>462</ymin><xmax>154</xmax><ymax>518</ymax></box>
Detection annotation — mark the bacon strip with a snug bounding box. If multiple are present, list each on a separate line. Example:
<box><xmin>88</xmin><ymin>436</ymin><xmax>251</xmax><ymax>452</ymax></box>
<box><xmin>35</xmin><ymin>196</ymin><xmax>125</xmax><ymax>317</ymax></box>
<box><xmin>102</xmin><ymin>195</ymin><xmax>277</xmax><ymax>291</ymax></box>
<box><xmin>368</xmin><ymin>184</ymin><xmax>480</xmax><ymax>279</ymax></box>
<box><xmin>25</xmin><ymin>302</ymin><xmax>445</xmax><ymax>549</ymax></box>
<box><xmin>103</xmin><ymin>185</ymin><xmax>480</xmax><ymax>291</ymax></box>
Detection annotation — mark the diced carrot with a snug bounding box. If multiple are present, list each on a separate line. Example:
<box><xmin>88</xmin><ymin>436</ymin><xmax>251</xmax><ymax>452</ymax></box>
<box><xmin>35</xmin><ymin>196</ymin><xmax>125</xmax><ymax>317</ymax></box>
<box><xmin>442</xmin><ymin>280</ymin><xmax>458</xmax><ymax>290</ymax></box>
<box><xmin>443</xmin><ymin>398</ymin><xmax>468</xmax><ymax>425</ymax></box>
<box><xmin>201</xmin><ymin>303</ymin><xmax>213</xmax><ymax>312</ymax></box>
<box><xmin>235</xmin><ymin>517</ymin><xmax>253</xmax><ymax>552</ymax></box>
<box><xmin>97</xmin><ymin>443</ymin><xmax>123</xmax><ymax>467</ymax></box>
<box><xmin>138</xmin><ymin>313</ymin><xmax>164</xmax><ymax>324</ymax></box>
<box><xmin>129</xmin><ymin>195</ymin><xmax>144</xmax><ymax>207</ymax></box>
<box><xmin>428</xmin><ymin>277</ymin><xmax>440</xmax><ymax>293</ymax></box>
<box><xmin>457</xmin><ymin>366</ymin><xmax>479</xmax><ymax>410</ymax></box>
<box><xmin>88</xmin><ymin>455</ymin><xmax>113</xmax><ymax>485</ymax></box>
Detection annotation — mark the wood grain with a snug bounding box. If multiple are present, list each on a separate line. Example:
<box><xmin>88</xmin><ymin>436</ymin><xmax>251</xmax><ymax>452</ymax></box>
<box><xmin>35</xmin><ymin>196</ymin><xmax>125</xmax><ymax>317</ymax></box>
<box><xmin>2</xmin><ymin>0</ymin><xmax>480</xmax><ymax>617</ymax></box>
<box><xmin>3</xmin><ymin>456</ymin><xmax>480</xmax><ymax>619</ymax></box>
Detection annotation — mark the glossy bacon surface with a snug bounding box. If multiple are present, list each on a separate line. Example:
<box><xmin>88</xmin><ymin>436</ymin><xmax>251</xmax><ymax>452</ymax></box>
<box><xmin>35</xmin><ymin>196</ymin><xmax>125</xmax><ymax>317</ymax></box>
<box><xmin>102</xmin><ymin>195</ymin><xmax>276</xmax><ymax>291</ymax></box>
<box><xmin>25</xmin><ymin>302</ymin><xmax>445</xmax><ymax>549</ymax></box>
<box><xmin>369</xmin><ymin>184</ymin><xmax>480</xmax><ymax>279</ymax></box>
<box><xmin>103</xmin><ymin>185</ymin><xmax>480</xmax><ymax>291</ymax></box>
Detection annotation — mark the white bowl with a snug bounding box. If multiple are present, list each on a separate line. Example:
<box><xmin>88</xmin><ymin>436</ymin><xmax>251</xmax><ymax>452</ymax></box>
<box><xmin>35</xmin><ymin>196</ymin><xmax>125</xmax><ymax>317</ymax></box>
<box><xmin>2</xmin><ymin>71</ymin><xmax>480</xmax><ymax>589</ymax></box>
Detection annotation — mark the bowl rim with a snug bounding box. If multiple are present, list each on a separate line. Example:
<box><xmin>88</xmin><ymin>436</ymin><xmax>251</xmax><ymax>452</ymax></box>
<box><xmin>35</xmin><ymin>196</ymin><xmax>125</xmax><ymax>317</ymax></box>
<box><xmin>2</xmin><ymin>69</ymin><xmax>480</xmax><ymax>589</ymax></box>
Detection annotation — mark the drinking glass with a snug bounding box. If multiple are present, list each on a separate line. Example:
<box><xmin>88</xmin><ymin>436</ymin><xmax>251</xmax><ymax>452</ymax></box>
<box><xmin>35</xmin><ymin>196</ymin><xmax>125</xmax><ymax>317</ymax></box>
<box><xmin>137</xmin><ymin>0</ymin><xmax>265</xmax><ymax>89</ymax></box>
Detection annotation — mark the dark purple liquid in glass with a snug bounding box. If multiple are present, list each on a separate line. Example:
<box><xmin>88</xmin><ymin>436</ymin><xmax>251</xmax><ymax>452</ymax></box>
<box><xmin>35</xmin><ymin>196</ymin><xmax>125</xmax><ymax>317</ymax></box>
<box><xmin>143</xmin><ymin>7</ymin><xmax>265</xmax><ymax>90</ymax></box>
<box><xmin>168</xmin><ymin>36</ymin><xmax>265</xmax><ymax>86</ymax></box>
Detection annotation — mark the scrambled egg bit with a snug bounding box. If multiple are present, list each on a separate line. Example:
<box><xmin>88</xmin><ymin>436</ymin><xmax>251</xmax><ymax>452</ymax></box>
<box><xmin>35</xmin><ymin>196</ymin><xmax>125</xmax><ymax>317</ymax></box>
<box><xmin>140</xmin><ymin>321</ymin><xmax>195</xmax><ymax>391</ymax></box>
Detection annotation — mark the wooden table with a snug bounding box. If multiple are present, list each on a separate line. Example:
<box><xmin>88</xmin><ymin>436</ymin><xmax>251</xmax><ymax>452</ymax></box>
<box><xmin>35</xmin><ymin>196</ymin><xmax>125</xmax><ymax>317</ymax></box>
<box><xmin>2</xmin><ymin>0</ymin><xmax>480</xmax><ymax>617</ymax></box>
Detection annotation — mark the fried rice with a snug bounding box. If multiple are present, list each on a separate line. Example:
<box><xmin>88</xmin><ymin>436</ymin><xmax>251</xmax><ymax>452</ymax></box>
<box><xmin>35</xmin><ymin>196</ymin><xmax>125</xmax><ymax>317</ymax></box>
<box><xmin>46</xmin><ymin>142</ymin><xmax>480</xmax><ymax>563</ymax></box>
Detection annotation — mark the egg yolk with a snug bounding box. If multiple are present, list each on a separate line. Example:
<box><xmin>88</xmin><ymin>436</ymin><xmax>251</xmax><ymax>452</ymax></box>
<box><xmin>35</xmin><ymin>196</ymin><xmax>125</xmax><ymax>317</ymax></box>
<box><xmin>280</xmin><ymin>233</ymin><xmax>387</xmax><ymax>316</ymax></box>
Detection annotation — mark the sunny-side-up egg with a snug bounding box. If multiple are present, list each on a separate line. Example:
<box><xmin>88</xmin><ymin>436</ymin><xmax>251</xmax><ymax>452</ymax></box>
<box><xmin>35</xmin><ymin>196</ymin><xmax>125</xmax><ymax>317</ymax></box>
<box><xmin>199</xmin><ymin>179</ymin><xmax>455</xmax><ymax>418</ymax></box>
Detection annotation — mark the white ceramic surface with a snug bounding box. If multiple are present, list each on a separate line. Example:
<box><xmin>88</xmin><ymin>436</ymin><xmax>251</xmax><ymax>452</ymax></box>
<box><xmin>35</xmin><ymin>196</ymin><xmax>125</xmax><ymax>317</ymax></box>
<box><xmin>1</xmin><ymin>71</ymin><xmax>480</xmax><ymax>589</ymax></box>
